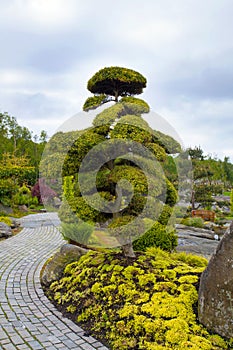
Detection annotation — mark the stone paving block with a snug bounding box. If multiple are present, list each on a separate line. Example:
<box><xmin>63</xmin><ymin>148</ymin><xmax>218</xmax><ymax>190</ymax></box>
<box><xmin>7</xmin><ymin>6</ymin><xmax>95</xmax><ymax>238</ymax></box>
<box><xmin>83</xmin><ymin>335</ymin><xmax>98</xmax><ymax>344</ymax></box>
<box><xmin>17</xmin><ymin>345</ymin><xmax>32</xmax><ymax>350</ymax></box>
<box><xmin>80</xmin><ymin>343</ymin><xmax>96</xmax><ymax>350</ymax></box>
<box><xmin>92</xmin><ymin>342</ymin><xmax>107</xmax><ymax>348</ymax></box>
<box><xmin>0</xmin><ymin>213</ymin><xmax>109</xmax><ymax>350</ymax></box>
<box><xmin>2</xmin><ymin>344</ymin><xmax>18</xmax><ymax>350</ymax></box>
<box><xmin>62</xmin><ymin>339</ymin><xmax>79</xmax><ymax>348</ymax></box>
<box><xmin>10</xmin><ymin>334</ymin><xmax>24</xmax><ymax>346</ymax></box>
<box><xmin>25</xmin><ymin>340</ymin><xmax>43</xmax><ymax>349</ymax></box>
<box><xmin>47</xmin><ymin>335</ymin><xmax>62</xmax><ymax>344</ymax></box>
<box><xmin>66</xmin><ymin>332</ymin><xmax>82</xmax><ymax>341</ymax></box>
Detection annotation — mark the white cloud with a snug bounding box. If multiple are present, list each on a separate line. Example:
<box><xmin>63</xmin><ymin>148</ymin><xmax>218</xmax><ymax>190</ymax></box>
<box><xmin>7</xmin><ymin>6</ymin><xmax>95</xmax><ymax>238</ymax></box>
<box><xmin>0</xmin><ymin>0</ymin><xmax>89</xmax><ymax>33</ymax></box>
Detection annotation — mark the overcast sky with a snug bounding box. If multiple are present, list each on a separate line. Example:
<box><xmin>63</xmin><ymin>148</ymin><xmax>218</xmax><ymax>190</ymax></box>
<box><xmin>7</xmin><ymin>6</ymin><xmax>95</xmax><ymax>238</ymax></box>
<box><xmin>0</xmin><ymin>0</ymin><xmax>233</xmax><ymax>161</ymax></box>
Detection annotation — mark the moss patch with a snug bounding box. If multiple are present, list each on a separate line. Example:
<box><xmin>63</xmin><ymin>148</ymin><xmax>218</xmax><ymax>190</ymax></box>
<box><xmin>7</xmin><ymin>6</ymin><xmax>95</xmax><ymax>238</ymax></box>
<box><xmin>44</xmin><ymin>248</ymin><xmax>232</xmax><ymax>350</ymax></box>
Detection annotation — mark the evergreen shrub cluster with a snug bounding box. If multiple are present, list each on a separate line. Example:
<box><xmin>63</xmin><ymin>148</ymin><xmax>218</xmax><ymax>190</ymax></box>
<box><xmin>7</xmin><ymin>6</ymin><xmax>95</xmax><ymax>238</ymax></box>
<box><xmin>181</xmin><ymin>217</ymin><xmax>204</xmax><ymax>228</ymax></box>
<box><xmin>46</xmin><ymin>248</ymin><xmax>231</xmax><ymax>350</ymax></box>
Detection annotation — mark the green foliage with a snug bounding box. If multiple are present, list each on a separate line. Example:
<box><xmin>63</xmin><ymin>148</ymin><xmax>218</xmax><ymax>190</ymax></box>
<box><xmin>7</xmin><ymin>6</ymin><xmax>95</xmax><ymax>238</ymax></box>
<box><xmin>58</xmin><ymin>199</ymin><xmax>78</xmax><ymax>224</ymax></box>
<box><xmin>12</xmin><ymin>184</ymin><xmax>38</xmax><ymax>207</ymax></box>
<box><xmin>147</xmin><ymin>143</ymin><xmax>167</xmax><ymax>162</ymax></box>
<box><xmin>110</xmin><ymin>115</ymin><xmax>153</xmax><ymax>143</ymax></box>
<box><xmin>153</xmin><ymin>130</ymin><xmax>182</xmax><ymax>154</ymax></box>
<box><xmin>83</xmin><ymin>94</ymin><xmax>108</xmax><ymax>111</ymax></box>
<box><xmin>92</xmin><ymin>103</ymin><xmax>125</xmax><ymax>127</ymax></box>
<box><xmin>0</xmin><ymin>216</ymin><xmax>12</xmax><ymax>226</ymax></box>
<box><xmin>60</xmin><ymin>221</ymin><xmax>94</xmax><ymax>245</ymax></box>
<box><xmin>87</xmin><ymin>66</ymin><xmax>147</xmax><ymax>99</ymax></box>
<box><xmin>164</xmin><ymin>179</ymin><xmax>178</xmax><ymax>206</ymax></box>
<box><xmin>0</xmin><ymin>154</ymin><xmax>36</xmax><ymax>186</ymax></box>
<box><xmin>62</xmin><ymin>130</ymin><xmax>105</xmax><ymax>177</ymax></box>
<box><xmin>189</xmin><ymin>154</ymin><xmax>233</xmax><ymax>208</ymax></box>
<box><xmin>0</xmin><ymin>178</ymin><xmax>18</xmax><ymax>204</ymax></box>
<box><xmin>120</xmin><ymin>96</ymin><xmax>150</xmax><ymax>114</ymax></box>
<box><xmin>108</xmin><ymin>216</ymin><xmax>145</xmax><ymax>244</ymax></box>
<box><xmin>188</xmin><ymin>146</ymin><xmax>205</xmax><ymax>160</ymax></box>
<box><xmin>59</xmin><ymin>175</ymin><xmax>95</xmax><ymax>245</ymax></box>
<box><xmin>133</xmin><ymin>222</ymin><xmax>177</xmax><ymax>252</ymax></box>
<box><xmin>223</xmin><ymin>156</ymin><xmax>233</xmax><ymax>185</ymax></box>
<box><xmin>158</xmin><ymin>204</ymin><xmax>173</xmax><ymax>226</ymax></box>
<box><xmin>0</xmin><ymin>153</ymin><xmax>38</xmax><ymax>209</ymax></box>
<box><xmin>40</xmin><ymin>130</ymin><xmax>81</xmax><ymax>194</ymax></box>
<box><xmin>181</xmin><ymin>217</ymin><xmax>204</xmax><ymax>228</ymax></box>
<box><xmin>109</xmin><ymin>165</ymin><xmax>148</xmax><ymax>194</ymax></box>
<box><xmin>46</xmin><ymin>249</ymin><xmax>229</xmax><ymax>350</ymax></box>
<box><xmin>193</xmin><ymin>183</ymin><xmax>214</xmax><ymax>208</ymax></box>
<box><xmin>231</xmin><ymin>189</ymin><xmax>233</xmax><ymax>213</ymax></box>
<box><xmin>59</xmin><ymin>67</ymin><xmax>180</xmax><ymax>256</ymax></box>
<box><xmin>0</xmin><ymin>112</ymin><xmax>46</xmax><ymax>175</ymax></box>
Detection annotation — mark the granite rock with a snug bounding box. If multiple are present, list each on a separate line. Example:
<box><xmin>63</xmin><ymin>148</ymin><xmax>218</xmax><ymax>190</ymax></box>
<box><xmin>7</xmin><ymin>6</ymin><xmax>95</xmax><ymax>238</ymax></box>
<box><xmin>0</xmin><ymin>222</ymin><xmax>13</xmax><ymax>238</ymax></box>
<box><xmin>198</xmin><ymin>221</ymin><xmax>233</xmax><ymax>338</ymax></box>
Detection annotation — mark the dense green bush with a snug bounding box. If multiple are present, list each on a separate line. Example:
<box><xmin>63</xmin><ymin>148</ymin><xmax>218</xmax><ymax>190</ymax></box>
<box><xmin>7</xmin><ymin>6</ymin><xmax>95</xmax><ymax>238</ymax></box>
<box><xmin>181</xmin><ymin>217</ymin><xmax>204</xmax><ymax>228</ymax></box>
<box><xmin>119</xmin><ymin>96</ymin><xmax>150</xmax><ymax>114</ymax></box>
<box><xmin>0</xmin><ymin>178</ymin><xmax>18</xmax><ymax>205</ymax></box>
<box><xmin>133</xmin><ymin>222</ymin><xmax>177</xmax><ymax>252</ymax></box>
<box><xmin>60</xmin><ymin>221</ymin><xmax>94</xmax><ymax>245</ymax></box>
<box><xmin>12</xmin><ymin>184</ymin><xmax>38</xmax><ymax>208</ymax></box>
<box><xmin>157</xmin><ymin>204</ymin><xmax>173</xmax><ymax>226</ymax></box>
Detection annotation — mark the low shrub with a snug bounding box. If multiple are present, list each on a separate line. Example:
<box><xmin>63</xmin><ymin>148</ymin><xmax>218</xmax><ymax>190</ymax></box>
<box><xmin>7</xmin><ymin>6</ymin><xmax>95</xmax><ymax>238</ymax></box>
<box><xmin>61</xmin><ymin>221</ymin><xmax>94</xmax><ymax>245</ymax></box>
<box><xmin>133</xmin><ymin>222</ymin><xmax>177</xmax><ymax>252</ymax></box>
<box><xmin>181</xmin><ymin>217</ymin><xmax>204</xmax><ymax>228</ymax></box>
<box><xmin>12</xmin><ymin>184</ymin><xmax>39</xmax><ymax>208</ymax></box>
<box><xmin>0</xmin><ymin>216</ymin><xmax>12</xmax><ymax>226</ymax></box>
<box><xmin>45</xmin><ymin>249</ymin><xmax>231</xmax><ymax>350</ymax></box>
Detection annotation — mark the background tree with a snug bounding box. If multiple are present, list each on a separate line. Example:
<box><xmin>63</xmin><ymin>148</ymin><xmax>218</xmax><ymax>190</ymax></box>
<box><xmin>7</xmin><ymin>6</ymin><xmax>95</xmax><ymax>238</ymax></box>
<box><xmin>0</xmin><ymin>112</ymin><xmax>48</xmax><ymax>207</ymax></box>
<box><xmin>60</xmin><ymin>66</ymin><xmax>178</xmax><ymax>257</ymax></box>
<box><xmin>188</xmin><ymin>146</ymin><xmax>205</xmax><ymax>160</ymax></box>
<box><xmin>0</xmin><ymin>153</ymin><xmax>36</xmax><ymax>206</ymax></box>
<box><xmin>187</xmin><ymin>147</ymin><xmax>232</xmax><ymax>210</ymax></box>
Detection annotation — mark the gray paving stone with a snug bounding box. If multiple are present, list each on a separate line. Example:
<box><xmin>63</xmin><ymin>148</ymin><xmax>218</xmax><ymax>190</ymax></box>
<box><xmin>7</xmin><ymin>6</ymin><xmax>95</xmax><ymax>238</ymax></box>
<box><xmin>0</xmin><ymin>213</ymin><xmax>109</xmax><ymax>350</ymax></box>
<box><xmin>80</xmin><ymin>343</ymin><xmax>97</xmax><ymax>350</ymax></box>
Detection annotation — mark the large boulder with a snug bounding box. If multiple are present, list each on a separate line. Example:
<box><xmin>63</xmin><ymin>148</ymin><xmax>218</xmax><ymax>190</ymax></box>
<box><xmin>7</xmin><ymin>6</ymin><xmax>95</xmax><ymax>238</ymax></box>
<box><xmin>0</xmin><ymin>203</ymin><xmax>13</xmax><ymax>214</ymax></box>
<box><xmin>198</xmin><ymin>221</ymin><xmax>233</xmax><ymax>338</ymax></box>
<box><xmin>40</xmin><ymin>243</ymin><xmax>88</xmax><ymax>287</ymax></box>
<box><xmin>0</xmin><ymin>222</ymin><xmax>13</xmax><ymax>238</ymax></box>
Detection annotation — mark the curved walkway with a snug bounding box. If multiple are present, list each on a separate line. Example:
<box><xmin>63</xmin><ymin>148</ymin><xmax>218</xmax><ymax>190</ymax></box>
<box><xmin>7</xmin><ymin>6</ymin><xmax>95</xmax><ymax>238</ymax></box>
<box><xmin>0</xmin><ymin>213</ymin><xmax>108</xmax><ymax>350</ymax></box>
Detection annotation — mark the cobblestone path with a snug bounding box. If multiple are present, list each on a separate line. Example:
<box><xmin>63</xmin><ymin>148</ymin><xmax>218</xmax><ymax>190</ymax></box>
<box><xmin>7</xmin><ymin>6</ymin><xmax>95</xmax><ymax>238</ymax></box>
<box><xmin>0</xmin><ymin>213</ymin><xmax>108</xmax><ymax>350</ymax></box>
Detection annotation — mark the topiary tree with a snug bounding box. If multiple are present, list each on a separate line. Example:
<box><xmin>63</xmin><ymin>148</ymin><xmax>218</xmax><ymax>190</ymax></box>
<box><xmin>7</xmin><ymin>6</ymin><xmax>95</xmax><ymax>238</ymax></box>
<box><xmin>83</xmin><ymin>66</ymin><xmax>147</xmax><ymax>110</ymax></box>
<box><xmin>60</xmin><ymin>66</ymin><xmax>178</xmax><ymax>257</ymax></box>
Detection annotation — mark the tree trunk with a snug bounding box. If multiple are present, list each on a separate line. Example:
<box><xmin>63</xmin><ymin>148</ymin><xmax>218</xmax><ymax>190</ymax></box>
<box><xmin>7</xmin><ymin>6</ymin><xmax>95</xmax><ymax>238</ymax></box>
<box><xmin>121</xmin><ymin>243</ymin><xmax>136</xmax><ymax>258</ymax></box>
<box><xmin>114</xmin><ymin>90</ymin><xmax>119</xmax><ymax>102</ymax></box>
<box><xmin>191</xmin><ymin>190</ymin><xmax>195</xmax><ymax>211</ymax></box>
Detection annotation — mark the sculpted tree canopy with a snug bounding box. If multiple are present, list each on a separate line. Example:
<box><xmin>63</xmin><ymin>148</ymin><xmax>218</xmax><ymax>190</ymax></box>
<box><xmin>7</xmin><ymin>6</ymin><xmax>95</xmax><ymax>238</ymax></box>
<box><xmin>83</xmin><ymin>66</ymin><xmax>147</xmax><ymax>111</ymax></box>
<box><xmin>58</xmin><ymin>66</ymin><xmax>179</xmax><ymax>258</ymax></box>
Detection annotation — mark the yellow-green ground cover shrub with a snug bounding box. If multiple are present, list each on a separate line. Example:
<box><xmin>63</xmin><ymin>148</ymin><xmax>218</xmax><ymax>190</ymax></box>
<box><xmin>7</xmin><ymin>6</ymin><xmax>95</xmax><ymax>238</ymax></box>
<box><xmin>0</xmin><ymin>216</ymin><xmax>12</xmax><ymax>226</ymax></box>
<box><xmin>45</xmin><ymin>248</ymin><xmax>232</xmax><ymax>350</ymax></box>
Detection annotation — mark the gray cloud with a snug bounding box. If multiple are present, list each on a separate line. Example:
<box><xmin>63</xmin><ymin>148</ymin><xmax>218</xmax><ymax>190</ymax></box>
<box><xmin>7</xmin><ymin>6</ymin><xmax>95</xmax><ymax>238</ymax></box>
<box><xmin>0</xmin><ymin>0</ymin><xmax>232</xmax><ymax>160</ymax></box>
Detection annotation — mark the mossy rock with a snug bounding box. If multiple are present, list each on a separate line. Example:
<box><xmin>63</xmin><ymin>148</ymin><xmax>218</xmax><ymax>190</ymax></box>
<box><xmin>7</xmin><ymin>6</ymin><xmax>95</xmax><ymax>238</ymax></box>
<box><xmin>40</xmin><ymin>244</ymin><xmax>88</xmax><ymax>287</ymax></box>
